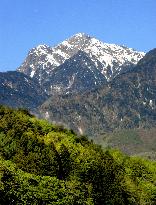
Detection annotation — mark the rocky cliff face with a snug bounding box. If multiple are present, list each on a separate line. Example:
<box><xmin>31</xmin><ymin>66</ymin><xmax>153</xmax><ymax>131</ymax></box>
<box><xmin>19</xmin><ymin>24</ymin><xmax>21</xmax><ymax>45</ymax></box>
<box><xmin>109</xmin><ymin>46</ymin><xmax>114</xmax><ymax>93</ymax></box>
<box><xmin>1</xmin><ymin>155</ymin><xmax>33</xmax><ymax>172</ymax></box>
<box><xmin>43</xmin><ymin>50</ymin><xmax>107</xmax><ymax>95</ymax></box>
<box><xmin>39</xmin><ymin>49</ymin><xmax>156</xmax><ymax>137</ymax></box>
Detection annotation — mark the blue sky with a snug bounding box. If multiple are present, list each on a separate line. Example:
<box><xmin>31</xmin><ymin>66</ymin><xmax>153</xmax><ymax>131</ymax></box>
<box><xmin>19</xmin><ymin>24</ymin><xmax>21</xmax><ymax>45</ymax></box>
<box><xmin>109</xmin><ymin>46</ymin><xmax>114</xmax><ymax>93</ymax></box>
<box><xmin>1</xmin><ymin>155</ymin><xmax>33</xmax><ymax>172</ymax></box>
<box><xmin>0</xmin><ymin>0</ymin><xmax>156</xmax><ymax>71</ymax></box>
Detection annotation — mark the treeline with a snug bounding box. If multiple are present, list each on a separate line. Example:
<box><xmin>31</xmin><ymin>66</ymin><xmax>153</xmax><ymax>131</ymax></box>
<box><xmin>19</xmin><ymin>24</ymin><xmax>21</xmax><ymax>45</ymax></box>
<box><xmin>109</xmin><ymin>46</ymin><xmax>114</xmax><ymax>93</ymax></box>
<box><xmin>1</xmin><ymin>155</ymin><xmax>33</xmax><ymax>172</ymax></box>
<box><xmin>0</xmin><ymin>105</ymin><xmax>156</xmax><ymax>204</ymax></box>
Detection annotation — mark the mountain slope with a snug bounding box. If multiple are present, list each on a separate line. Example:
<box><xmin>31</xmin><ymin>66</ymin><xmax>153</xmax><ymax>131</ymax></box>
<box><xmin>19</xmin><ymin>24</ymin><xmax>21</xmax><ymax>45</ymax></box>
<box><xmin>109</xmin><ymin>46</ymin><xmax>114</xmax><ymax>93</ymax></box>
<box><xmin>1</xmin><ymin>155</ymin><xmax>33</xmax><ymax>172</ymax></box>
<box><xmin>43</xmin><ymin>50</ymin><xmax>107</xmax><ymax>95</ymax></box>
<box><xmin>0</xmin><ymin>71</ymin><xmax>47</xmax><ymax>109</ymax></box>
<box><xmin>0</xmin><ymin>105</ymin><xmax>156</xmax><ymax>204</ymax></box>
<box><xmin>39</xmin><ymin>48</ymin><xmax>156</xmax><ymax>137</ymax></box>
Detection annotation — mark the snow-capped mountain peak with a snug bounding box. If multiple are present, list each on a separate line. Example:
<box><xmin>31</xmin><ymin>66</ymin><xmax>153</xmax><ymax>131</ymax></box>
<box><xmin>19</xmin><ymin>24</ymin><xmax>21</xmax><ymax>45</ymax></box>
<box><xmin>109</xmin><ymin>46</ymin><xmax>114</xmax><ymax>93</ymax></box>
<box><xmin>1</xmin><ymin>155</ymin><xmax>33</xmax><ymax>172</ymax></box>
<box><xmin>18</xmin><ymin>33</ymin><xmax>145</xmax><ymax>92</ymax></box>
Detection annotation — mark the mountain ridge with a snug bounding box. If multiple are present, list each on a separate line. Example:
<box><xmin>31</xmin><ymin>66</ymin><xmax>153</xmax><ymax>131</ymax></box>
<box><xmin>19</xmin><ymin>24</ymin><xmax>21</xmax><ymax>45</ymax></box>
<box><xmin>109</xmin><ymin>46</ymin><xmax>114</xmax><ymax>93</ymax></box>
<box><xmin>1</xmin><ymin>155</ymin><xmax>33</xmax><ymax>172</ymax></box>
<box><xmin>18</xmin><ymin>33</ymin><xmax>145</xmax><ymax>94</ymax></box>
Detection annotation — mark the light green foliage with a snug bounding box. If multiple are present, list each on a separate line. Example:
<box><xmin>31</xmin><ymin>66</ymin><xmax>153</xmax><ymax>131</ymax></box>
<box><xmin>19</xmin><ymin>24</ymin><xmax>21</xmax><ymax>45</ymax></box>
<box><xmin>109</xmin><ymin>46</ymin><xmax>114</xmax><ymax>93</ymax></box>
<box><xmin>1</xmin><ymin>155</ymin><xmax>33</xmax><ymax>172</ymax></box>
<box><xmin>0</xmin><ymin>105</ymin><xmax>156</xmax><ymax>204</ymax></box>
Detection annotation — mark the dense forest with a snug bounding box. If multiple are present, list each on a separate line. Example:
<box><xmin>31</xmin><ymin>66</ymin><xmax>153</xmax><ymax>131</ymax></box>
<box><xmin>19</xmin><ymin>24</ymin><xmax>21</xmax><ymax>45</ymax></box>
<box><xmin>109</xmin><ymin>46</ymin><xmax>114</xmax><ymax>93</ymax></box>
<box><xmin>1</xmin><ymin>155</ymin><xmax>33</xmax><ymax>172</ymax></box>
<box><xmin>0</xmin><ymin>105</ymin><xmax>156</xmax><ymax>204</ymax></box>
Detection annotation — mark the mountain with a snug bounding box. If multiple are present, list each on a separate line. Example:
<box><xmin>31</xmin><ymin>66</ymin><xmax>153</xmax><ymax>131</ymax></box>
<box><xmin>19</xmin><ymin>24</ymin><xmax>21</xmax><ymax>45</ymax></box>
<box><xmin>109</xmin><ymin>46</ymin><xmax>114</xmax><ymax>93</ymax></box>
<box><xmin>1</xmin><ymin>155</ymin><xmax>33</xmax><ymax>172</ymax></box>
<box><xmin>0</xmin><ymin>33</ymin><xmax>145</xmax><ymax>113</ymax></box>
<box><xmin>39</xmin><ymin>48</ymin><xmax>156</xmax><ymax>137</ymax></box>
<box><xmin>18</xmin><ymin>33</ymin><xmax>144</xmax><ymax>94</ymax></box>
<box><xmin>0</xmin><ymin>71</ymin><xmax>47</xmax><ymax>110</ymax></box>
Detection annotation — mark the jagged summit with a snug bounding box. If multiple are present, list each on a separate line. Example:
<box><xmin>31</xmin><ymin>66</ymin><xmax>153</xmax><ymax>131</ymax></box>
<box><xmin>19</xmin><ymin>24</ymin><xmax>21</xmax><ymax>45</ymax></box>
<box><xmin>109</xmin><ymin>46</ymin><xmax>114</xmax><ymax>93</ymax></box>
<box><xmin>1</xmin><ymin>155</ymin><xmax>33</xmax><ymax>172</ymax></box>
<box><xmin>18</xmin><ymin>33</ymin><xmax>145</xmax><ymax>94</ymax></box>
<box><xmin>31</xmin><ymin>33</ymin><xmax>91</xmax><ymax>54</ymax></box>
<box><xmin>71</xmin><ymin>32</ymin><xmax>91</xmax><ymax>38</ymax></box>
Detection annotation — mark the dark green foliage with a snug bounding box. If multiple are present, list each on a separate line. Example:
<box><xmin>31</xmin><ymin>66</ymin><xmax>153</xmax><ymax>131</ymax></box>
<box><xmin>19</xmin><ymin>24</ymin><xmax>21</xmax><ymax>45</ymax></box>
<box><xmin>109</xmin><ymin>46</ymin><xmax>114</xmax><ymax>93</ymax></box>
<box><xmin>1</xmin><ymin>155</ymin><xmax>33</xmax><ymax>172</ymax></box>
<box><xmin>17</xmin><ymin>107</ymin><xmax>34</xmax><ymax>117</ymax></box>
<box><xmin>0</xmin><ymin>105</ymin><xmax>156</xmax><ymax>204</ymax></box>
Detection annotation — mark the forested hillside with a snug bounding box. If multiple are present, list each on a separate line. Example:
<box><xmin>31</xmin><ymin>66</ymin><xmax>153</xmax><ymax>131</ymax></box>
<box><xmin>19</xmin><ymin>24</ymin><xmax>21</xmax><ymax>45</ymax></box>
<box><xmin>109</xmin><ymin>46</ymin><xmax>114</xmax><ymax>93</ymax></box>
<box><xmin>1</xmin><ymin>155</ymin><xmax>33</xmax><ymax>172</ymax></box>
<box><xmin>0</xmin><ymin>105</ymin><xmax>156</xmax><ymax>204</ymax></box>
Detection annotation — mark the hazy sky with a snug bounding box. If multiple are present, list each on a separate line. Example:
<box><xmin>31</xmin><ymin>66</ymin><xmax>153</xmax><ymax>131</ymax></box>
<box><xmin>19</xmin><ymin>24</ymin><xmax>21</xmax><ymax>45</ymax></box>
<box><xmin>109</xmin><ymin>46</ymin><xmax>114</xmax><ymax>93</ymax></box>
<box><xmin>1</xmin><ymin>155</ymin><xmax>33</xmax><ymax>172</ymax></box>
<box><xmin>0</xmin><ymin>0</ymin><xmax>156</xmax><ymax>71</ymax></box>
